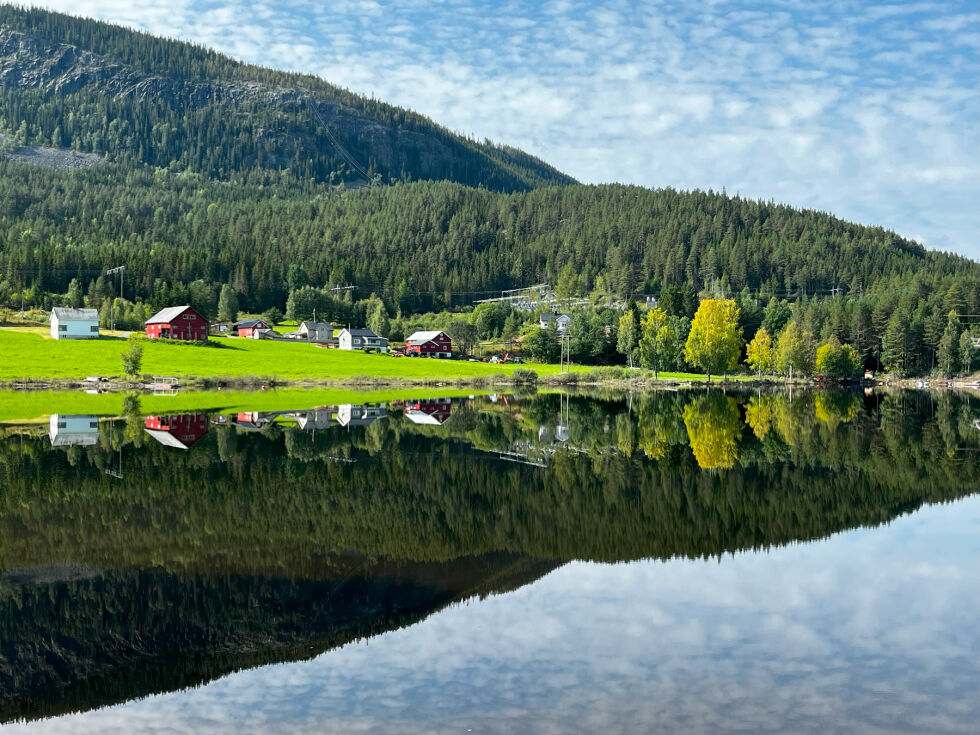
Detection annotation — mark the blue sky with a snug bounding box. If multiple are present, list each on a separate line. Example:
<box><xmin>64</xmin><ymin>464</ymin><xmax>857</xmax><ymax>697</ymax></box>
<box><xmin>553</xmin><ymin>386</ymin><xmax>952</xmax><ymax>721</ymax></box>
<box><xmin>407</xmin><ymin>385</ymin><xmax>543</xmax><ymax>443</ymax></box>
<box><xmin>28</xmin><ymin>0</ymin><xmax>980</xmax><ymax>260</ymax></box>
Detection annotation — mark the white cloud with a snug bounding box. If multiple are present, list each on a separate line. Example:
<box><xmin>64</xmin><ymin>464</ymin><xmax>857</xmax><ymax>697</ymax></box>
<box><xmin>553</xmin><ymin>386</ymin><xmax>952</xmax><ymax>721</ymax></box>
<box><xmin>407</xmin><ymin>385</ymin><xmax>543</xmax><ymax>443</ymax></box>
<box><xmin>18</xmin><ymin>0</ymin><xmax>980</xmax><ymax>259</ymax></box>
<box><xmin>8</xmin><ymin>496</ymin><xmax>977</xmax><ymax>734</ymax></box>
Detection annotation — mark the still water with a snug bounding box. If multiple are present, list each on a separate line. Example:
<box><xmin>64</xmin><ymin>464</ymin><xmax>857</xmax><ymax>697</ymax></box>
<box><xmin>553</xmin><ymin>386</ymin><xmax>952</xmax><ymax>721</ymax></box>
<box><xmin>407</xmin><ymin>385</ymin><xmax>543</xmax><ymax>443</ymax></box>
<box><xmin>0</xmin><ymin>389</ymin><xmax>977</xmax><ymax>733</ymax></box>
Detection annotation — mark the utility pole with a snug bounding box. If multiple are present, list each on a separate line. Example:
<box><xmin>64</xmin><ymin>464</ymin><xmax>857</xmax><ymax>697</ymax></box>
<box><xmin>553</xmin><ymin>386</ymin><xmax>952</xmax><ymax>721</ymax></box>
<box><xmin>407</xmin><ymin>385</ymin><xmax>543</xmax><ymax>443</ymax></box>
<box><xmin>106</xmin><ymin>265</ymin><xmax>125</xmax><ymax>332</ymax></box>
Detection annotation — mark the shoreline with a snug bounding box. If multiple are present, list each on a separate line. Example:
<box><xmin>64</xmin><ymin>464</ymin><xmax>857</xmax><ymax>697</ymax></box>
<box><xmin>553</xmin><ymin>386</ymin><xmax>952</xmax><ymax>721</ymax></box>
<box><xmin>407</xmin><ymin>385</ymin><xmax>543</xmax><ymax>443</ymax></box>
<box><xmin>2</xmin><ymin>373</ymin><xmax>978</xmax><ymax>394</ymax></box>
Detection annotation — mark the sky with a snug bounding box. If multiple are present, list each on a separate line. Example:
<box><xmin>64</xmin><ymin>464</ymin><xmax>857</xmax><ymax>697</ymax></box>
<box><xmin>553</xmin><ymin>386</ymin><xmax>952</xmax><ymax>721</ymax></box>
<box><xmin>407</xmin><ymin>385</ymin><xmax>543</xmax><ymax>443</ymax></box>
<box><xmin>24</xmin><ymin>0</ymin><xmax>980</xmax><ymax>260</ymax></box>
<box><xmin>9</xmin><ymin>495</ymin><xmax>978</xmax><ymax>733</ymax></box>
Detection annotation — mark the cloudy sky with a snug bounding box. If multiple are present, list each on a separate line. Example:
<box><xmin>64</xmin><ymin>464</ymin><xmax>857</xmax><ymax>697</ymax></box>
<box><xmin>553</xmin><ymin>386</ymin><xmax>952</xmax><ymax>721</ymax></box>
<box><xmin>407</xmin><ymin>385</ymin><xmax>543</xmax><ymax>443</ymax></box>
<box><xmin>26</xmin><ymin>0</ymin><xmax>980</xmax><ymax>260</ymax></box>
<box><xmin>11</xmin><ymin>496</ymin><xmax>978</xmax><ymax>734</ymax></box>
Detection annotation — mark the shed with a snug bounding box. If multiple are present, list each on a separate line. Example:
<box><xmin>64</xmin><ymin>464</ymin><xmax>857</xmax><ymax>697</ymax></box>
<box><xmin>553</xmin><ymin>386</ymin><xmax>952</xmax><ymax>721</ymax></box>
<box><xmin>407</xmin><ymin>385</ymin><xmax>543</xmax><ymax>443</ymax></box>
<box><xmin>145</xmin><ymin>305</ymin><xmax>209</xmax><ymax>341</ymax></box>
<box><xmin>405</xmin><ymin>330</ymin><xmax>452</xmax><ymax>358</ymax></box>
<box><xmin>50</xmin><ymin>307</ymin><xmax>100</xmax><ymax>340</ymax></box>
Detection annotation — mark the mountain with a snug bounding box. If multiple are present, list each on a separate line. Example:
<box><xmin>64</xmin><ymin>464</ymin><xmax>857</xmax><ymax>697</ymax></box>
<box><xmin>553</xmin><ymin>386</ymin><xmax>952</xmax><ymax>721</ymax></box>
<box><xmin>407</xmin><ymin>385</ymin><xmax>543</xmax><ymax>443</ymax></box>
<box><xmin>0</xmin><ymin>6</ymin><xmax>978</xmax><ymax>376</ymax></box>
<box><xmin>0</xmin><ymin>5</ymin><xmax>575</xmax><ymax>190</ymax></box>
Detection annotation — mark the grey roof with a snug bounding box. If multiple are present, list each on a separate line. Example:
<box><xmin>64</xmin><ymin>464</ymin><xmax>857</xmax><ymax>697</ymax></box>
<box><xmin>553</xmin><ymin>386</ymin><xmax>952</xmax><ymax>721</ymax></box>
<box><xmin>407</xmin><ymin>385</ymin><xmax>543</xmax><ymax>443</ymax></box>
<box><xmin>234</xmin><ymin>318</ymin><xmax>265</xmax><ymax>328</ymax></box>
<box><xmin>300</xmin><ymin>321</ymin><xmax>332</xmax><ymax>330</ymax></box>
<box><xmin>146</xmin><ymin>305</ymin><xmax>198</xmax><ymax>324</ymax></box>
<box><xmin>51</xmin><ymin>307</ymin><xmax>99</xmax><ymax>321</ymax></box>
<box><xmin>342</xmin><ymin>327</ymin><xmax>385</xmax><ymax>339</ymax></box>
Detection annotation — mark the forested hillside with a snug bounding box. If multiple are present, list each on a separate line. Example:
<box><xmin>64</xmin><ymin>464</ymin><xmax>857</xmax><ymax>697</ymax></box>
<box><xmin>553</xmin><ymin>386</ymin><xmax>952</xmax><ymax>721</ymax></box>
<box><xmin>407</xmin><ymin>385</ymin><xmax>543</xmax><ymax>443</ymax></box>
<box><xmin>0</xmin><ymin>5</ymin><xmax>573</xmax><ymax>190</ymax></box>
<box><xmin>1</xmin><ymin>6</ymin><xmax>978</xmax><ymax>377</ymax></box>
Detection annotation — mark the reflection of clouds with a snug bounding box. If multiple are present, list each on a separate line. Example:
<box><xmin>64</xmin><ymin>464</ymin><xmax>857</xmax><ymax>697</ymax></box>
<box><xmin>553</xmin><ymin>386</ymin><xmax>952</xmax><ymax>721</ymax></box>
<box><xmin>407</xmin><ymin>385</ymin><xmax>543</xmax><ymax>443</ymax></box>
<box><xmin>10</xmin><ymin>497</ymin><xmax>977</xmax><ymax>734</ymax></box>
<box><xmin>19</xmin><ymin>0</ymin><xmax>980</xmax><ymax>258</ymax></box>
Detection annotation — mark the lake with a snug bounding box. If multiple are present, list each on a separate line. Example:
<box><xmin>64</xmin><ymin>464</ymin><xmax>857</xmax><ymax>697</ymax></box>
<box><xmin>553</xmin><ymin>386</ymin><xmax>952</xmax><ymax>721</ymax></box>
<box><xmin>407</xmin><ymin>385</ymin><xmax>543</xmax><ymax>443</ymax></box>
<box><xmin>0</xmin><ymin>388</ymin><xmax>977</xmax><ymax>733</ymax></box>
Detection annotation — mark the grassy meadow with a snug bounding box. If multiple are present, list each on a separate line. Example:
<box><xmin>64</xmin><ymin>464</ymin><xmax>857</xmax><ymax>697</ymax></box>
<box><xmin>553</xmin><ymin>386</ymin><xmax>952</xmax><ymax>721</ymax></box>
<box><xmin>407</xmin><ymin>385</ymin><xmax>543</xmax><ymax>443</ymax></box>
<box><xmin>0</xmin><ymin>328</ymin><xmax>572</xmax><ymax>382</ymax></box>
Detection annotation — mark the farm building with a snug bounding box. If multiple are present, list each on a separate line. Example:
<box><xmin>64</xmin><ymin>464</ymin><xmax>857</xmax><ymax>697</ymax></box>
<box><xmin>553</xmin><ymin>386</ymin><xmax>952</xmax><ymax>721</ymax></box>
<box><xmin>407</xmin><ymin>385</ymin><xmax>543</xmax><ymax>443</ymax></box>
<box><xmin>143</xmin><ymin>414</ymin><xmax>209</xmax><ymax>449</ymax></box>
<box><xmin>145</xmin><ymin>305</ymin><xmax>209</xmax><ymax>341</ymax></box>
<box><xmin>50</xmin><ymin>307</ymin><xmax>100</xmax><ymax>340</ymax></box>
<box><xmin>405</xmin><ymin>330</ymin><xmax>452</xmax><ymax>358</ymax></box>
<box><xmin>539</xmin><ymin>313</ymin><xmax>572</xmax><ymax>333</ymax></box>
<box><xmin>233</xmin><ymin>318</ymin><xmax>270</xmax><ymax>338</ymax></box>
<box><xmin>49</xmin><ymin>414</ymin><xmax>100</xmax><ymax>446</ymax></box>
<box><xmin>404</xmin><ymin>398</ymin><xmax>453</xmax><ymax>425</ymax></box>
<box><xmin>285</xmin><ymin>321</ymin><xmax>335</xmax><ymax>343</ymax></box>
<box><xmin>337</xmin><ymin>403</ymin><xmax>387</xmax><ymax>427</ymax></box>
<box><xmin>338</xmin><ymin>327</ymin><xmax>388</xmax><ymax>352</ymax></box>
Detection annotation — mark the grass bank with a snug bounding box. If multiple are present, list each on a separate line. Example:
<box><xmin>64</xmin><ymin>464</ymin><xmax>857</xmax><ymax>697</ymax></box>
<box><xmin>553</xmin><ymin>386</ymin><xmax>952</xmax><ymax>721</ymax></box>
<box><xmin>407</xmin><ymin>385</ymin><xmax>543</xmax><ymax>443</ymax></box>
<box><xmin>0</xmin><ymin>386</ymin><xmax>486</xmax><ymax>423</ymax></box>
<box><xmin>0</xmin><ymin>328</ymin><xmax>572</xmax><ymax>383</ymax></box>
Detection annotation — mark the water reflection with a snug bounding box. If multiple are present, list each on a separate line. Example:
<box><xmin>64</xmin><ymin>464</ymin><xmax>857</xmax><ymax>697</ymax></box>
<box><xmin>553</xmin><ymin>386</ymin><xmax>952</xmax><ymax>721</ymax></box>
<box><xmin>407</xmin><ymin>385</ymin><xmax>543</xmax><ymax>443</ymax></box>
<box><xmin>0</xmin><ymin>388</ymin><xmax>977</xmax><ymax>727</ymax></box>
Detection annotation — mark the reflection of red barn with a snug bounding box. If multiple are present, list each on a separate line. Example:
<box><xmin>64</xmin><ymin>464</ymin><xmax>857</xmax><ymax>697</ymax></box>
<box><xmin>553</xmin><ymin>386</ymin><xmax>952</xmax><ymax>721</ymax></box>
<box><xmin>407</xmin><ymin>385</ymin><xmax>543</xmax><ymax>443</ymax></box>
<box><xmin>404</xmin><ymin>398</ymin><xmax>453</xmax><ymax>425</ymax></box>
<box><xmin>405</xmin><ymin>331</ymin><xmax>452</xmax><ymax>358</ymax></box>
<box><xmin>145</xmin><ymin>305</ymin><xmax>209</xmax><ymax>341</ymax></box>
<box><xmin>233</xmin><ymin>412</ymin><xmax>272</xmax><ymax>431</ymax></box>
<box><xmin>144</xmin><ymin>414</ymin><xmax>209</xmax><ymax>449</ymax></box>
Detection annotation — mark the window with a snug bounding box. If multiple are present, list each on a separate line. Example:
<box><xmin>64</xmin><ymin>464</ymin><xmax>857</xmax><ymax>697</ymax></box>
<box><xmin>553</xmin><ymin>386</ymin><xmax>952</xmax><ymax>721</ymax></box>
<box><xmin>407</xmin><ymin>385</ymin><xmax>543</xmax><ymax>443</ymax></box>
<box><xmin>90</xmin><ymin>325</ymin><xmax>99</xmax><ymax>332</ymax></box>
<box><xmin>58</xmin><ymin>324</ymin><xmax>67</xmax><ymax>331</ymax></box>
<box><xmin>184</xmin><ymin>314</ymin><xmax>194</xmax><ymax>320</ymax></box>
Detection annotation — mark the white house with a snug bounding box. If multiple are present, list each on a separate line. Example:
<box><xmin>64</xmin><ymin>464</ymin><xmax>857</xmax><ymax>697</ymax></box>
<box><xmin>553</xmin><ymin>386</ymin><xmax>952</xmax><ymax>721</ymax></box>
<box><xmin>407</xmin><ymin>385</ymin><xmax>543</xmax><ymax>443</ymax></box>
<box><xmin>338</xmin><ymin>327</ymin><xmax>388</xmax><ymax>352</ymax></box>
<box><xmin>337</xmin><ymin>403</ymin><xmax>387</xmax><ymax>427</ymax></box>
<box><xmin>49</xmin><ymin>414</ymin><xmax>99</xmax><ymax>446</ymax></box>
<box><xmin>50</xmin><ymin>307</ymin><xmax>100</xmax><ymax>340</ymax></box>
<box><xmin>284</xmin><ymin>321</ymin><xmax>335</xmax><ymax>343</ymax></box>
<box><xmin>539</xmin><ymin>312</ymin><xmax>572</xmax><ymax>334</ymax></box>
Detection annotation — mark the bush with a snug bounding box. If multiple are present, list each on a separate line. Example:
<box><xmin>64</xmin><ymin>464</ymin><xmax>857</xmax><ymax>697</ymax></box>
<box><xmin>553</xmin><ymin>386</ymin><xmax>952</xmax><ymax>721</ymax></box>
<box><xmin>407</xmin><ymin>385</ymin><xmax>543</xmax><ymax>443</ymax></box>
<box><xmin>511</xmin><ymin>368</ymin><xmax>539</xmax><ymax>384</ymax></box>
<box><xmin>551</xmin><ymin>371</ymin><xmax>580</xmax><ymax>385</ymax></box>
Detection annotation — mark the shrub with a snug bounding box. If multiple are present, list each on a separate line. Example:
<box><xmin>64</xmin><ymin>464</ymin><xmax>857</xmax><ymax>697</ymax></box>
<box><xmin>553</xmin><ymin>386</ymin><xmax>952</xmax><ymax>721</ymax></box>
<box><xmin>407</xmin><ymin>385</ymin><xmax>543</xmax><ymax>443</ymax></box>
<box><xmin>511</xmin><ymin>368</ymin><xmax>539</xmax><ymax>384</ymax></box>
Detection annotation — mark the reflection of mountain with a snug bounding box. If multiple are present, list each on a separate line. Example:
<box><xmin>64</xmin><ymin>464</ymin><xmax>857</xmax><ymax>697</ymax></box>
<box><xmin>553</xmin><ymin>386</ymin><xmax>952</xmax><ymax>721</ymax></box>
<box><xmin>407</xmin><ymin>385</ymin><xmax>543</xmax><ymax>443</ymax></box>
<box><xmin>1</xmin><ymin>391</ymin><xmax>977</xmax><ymax>570</ymax></box>
<box><xmin>0</xmin><ymin>553</ymin><xmax>558</xmax><ymax>723</ymax></box>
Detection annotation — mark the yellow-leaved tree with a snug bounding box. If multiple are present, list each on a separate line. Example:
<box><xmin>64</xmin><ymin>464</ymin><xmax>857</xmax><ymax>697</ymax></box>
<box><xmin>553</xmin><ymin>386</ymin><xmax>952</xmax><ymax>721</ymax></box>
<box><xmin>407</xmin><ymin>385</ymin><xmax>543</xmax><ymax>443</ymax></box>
<box><xmin>684</xmin><ymin>299</ymin><xmax>743</xmax><ymax>382</ymax></box>
<box><xmin>745</xmin><ymin>327</ymin><xmax>775</xmax><ymax>378</ymax></box>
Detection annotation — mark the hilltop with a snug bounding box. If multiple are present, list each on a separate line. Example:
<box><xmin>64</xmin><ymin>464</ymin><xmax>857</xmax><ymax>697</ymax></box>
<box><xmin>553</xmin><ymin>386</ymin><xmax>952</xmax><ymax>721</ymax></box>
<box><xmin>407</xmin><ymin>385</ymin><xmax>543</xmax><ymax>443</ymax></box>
<box><xmin>0</xmin><ymin>5</ymin><xmax>574</xmax><ymax>190</ymax></box>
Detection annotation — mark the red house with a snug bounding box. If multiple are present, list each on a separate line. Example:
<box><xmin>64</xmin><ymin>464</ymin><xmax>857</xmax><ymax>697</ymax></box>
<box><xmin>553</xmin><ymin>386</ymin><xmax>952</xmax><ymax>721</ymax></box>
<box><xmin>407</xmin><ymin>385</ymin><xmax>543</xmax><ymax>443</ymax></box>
<box><xmin>144</xmin><ymin>414</ymin><xmax>209</xmax><ymax>450</ymax></box>
<box><xmin>233</xmin><ymin>318</ymin><xmax>269</xmax><ymax>338</ymax></box>
<box><xmin>405</xmin><ymin>330</ymin><xmax>452</xmax><ymax>358</ymax></box>
<box><xmin>145</xmin><ymin>305</ymin><xmax>209</xmax><ymax>341</ymax></box>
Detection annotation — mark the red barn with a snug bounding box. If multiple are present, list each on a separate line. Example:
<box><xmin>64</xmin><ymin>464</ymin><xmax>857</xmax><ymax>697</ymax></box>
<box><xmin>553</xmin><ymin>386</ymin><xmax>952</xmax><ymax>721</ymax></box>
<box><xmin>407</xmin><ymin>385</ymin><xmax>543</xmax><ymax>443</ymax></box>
<box><xmin>145</xmin><ymin>305</ymin><xmax>209</xmax><ymax>341</ymax></box>
<box><xmin>405</xmin><ymin>330</ymin><xmax>452</xmax><ymax>358</ymax></box>
<box><xmin>143</xmin><ymin>414</ymin><xmax>209</xmax><ymax>450</ymax></box>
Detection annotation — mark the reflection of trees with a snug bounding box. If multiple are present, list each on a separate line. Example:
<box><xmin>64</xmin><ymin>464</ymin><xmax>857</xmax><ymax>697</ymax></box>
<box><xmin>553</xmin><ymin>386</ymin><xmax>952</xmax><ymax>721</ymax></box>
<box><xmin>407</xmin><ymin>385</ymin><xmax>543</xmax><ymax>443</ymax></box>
<box><xmin>0</xmin><ymin>390</ymin><xmax>977</xmax><ymax>571</ymax></box>
<box><xmin>745</xmin><ymin>393</ymin><xmax>775</xmax><ymax>440</ymax></box>
<box><xmin>682</xmin><ymin>394</ymin><xmax>742</xmax><ymax>469</ymax></box>
<box><xmin>815</xmin><ymin>392</ymin><xmax>859</xmax><ymax>431</ymax></box>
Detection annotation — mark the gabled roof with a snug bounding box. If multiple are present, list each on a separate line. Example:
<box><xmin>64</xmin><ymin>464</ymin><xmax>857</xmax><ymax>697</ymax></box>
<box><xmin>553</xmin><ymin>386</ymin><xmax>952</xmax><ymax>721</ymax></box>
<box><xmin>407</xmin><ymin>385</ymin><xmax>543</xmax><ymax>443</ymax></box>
<box><xmin>146</xmin><ymin>305</ymin><xmax>200</xmax><ymax>324</ymax></box>
<box><xmin>341</xmin><ymin>327</ymin><xmax>385</xmax><ymax>339</ymax></box>
<box><xmin>234</xmin><ymin>318</ymin><xmax>266</xmax><ymax>328</ymax></box>
<box><xmin>143</xmin><ymin>428</ymin><xmax>193</xmax><ymax>449</ymax></box>
<box><xmin>51</xmin><ymin>307</ymin><xmax>99</xmax><ymax>321</ymax></box>
<box><xmin>406</xmin><ymin>330</ymin><xmax>449</xmax><ymax>343</ymax></box>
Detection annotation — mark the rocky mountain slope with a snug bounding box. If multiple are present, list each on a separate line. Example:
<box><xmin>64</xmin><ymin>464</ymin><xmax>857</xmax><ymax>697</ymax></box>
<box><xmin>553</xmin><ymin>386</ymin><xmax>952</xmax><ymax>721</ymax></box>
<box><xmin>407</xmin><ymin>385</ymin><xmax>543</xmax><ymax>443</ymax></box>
<box><xmin>0</xmin><ymin>6</ymin><xmax>574</xmax><ymax>190</ymax></box>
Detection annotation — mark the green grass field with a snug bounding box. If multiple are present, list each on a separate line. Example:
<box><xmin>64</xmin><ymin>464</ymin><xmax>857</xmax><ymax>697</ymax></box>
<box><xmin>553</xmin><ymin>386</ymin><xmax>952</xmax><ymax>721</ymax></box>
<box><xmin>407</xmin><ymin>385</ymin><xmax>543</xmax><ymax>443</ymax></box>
<box><xmin>0</xmin><ymin>328</ymin><xmax>571</xmax><ymax>382</ymax></box>
<box><xmin>0</xmin><ymin>386</ymin><xmax>487</xmax><ymax>423</ymax></box>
